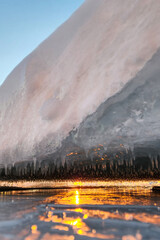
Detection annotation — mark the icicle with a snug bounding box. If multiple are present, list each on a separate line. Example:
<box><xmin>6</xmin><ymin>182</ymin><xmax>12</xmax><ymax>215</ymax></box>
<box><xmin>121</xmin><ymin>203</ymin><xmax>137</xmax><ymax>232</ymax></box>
<box><xmin>5</xmin><ymin>164</ymin><xmax>7</xmax><ymax>175</ymax></box>
<box><xmin>33</xmin><ymin>157</ymin><xmax>37</xmax><ymax>174</ymax></box>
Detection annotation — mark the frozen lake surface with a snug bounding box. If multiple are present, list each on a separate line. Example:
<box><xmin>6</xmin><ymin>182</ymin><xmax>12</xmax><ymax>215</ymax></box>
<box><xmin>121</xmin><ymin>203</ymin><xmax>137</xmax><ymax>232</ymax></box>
<box><xmin>0</xmin><ymin>181</ymin><xmax>160</xmax><ymax>240</ymax></box>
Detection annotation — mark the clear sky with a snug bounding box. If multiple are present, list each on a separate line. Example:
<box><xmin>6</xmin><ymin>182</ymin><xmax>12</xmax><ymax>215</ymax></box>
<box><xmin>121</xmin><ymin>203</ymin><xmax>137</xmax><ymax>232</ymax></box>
<box><xmin>0</xmin><ymin>0</ymin><xmax>84</xmax><ymax>85</ymax></box>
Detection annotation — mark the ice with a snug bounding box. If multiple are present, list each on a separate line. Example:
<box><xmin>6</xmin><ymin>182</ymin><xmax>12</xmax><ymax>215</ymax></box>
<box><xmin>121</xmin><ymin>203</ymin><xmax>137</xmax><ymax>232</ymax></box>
<box><xmin>0</xmin><ymin>181</ymin><xmax>160</xmax><ymax>239</ymax></box>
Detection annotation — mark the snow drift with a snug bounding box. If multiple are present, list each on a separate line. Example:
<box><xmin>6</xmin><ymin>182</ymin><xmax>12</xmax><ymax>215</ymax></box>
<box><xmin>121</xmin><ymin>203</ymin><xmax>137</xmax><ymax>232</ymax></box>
<box><xmin>1</xmin><ymin>0</ymin><xmax>160</xmax><ymax>179</ymax></box>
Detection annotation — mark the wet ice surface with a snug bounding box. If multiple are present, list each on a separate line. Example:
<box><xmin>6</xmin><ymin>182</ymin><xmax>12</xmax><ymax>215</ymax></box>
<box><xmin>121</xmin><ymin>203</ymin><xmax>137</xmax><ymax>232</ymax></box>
<box><xmin>0</xmin><ymin>181</ymin><xmax>160</xmax><ymax>240</ymax></box>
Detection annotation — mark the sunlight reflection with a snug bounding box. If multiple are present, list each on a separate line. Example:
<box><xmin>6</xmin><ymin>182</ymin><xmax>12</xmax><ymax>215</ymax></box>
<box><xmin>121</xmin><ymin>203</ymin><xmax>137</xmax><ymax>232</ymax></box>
<box><xmin>41</xmin><ymin>233</ymin><xmax>75</xmax><ymax>240</ymax></box>
<box><xmin>75</xmin><ymin>190</ymin><xmax>79</xmax><ymax>205</ymax></box>
<box><xmin>25</xmin><ymin>225</ymin><xmax>40</xmax><ymax>240</ymax></box>
<box><xmin>39</xmin><ymin>204</ymin><xmax>159</xmax><ymax>239</ymax></box>
<box><xmin>66</xmin><ymin>208</ymin><xmax>160</xmax><ymax>225</ymax></box>
<box><xmin>39</xmin><ymin>211</ymin><xmax>115</xmax><ymax>239</ymax></box>
<box><xmin>43</xmin><ymin>185</ymin><xmax>159</xmax><ymax>206</ymax></box>
<box><xmin>1</xmin><ymin>181</ymin><xmax>160</xmax><ymax>240</ymax></box>
<box><xmin>52</xmin><ymin>225</ymin><xmax>69</xmax><ymax>231</ymax></box>
<box><xmin>37</xmin><ymin>182</ymin><xmax>160</xmax><ymax>239</ymax></box>
<box><xmin>31</xmin><ymin>225</ymin><xmax>37</xmax><ymax>234</ymax></box>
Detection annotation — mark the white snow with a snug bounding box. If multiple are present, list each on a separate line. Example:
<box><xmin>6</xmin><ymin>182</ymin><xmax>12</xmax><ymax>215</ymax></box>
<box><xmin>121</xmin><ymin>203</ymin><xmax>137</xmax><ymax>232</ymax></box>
<box><xmin>1</xmin><ymin>0</ymin><xmax>160</xmax><ymax>164</ymax></box>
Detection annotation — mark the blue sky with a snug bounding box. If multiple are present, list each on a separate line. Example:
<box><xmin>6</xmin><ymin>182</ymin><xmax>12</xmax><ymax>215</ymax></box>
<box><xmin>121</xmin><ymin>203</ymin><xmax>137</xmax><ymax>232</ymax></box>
<box><xmin>0</xmin><ymin>0</ymin><xmax>84</xmax><ymax>85</ymax></box>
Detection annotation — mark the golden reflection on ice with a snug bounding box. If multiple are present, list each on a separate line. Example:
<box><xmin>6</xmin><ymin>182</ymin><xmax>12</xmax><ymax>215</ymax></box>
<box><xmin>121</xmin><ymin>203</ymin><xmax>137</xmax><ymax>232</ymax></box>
<box><xmin>38</xmin><ymin>203</ymin><xmax>159</xmax><ymax>239</ymax></box>
<box><xmin>42</xmin><ymin>184</ymin><xmax>159</xmax><ymax>206</ymax></box>
<box><xmin>25</xmin><ymin>225</ymin><xmax>40</xmax><ymax>240</ymax></box>
<box><xmin>41</xmin><ymin>233</ymin><xmax>75</xmax><ymax>240</ymax></box>
<box><xmin>31</xmin><ymin>225</ymin><xmax>38</xmax><ymax>234</ymax></box>
<box><xmin>52</xmin><ymin>225</ymin><xmax>69</xmax><ymax>231</ymax></box>
<box><xmin>35</xmin><ymin>181</ymin><xmax>160</xmax><ymax>239</ymax></box>
<box><xmin>75</xmin><ymin>190</ymin><xmax>79</xmax><ymax>205</ymax></box>
<box><xmin>1</xmin><ymin>181</ymin><xmax>160</xmax><ymax>240</ymax></box>
<box><xmin>39</xmin><ymin>211</ymin><xmax>115</xmax><ymax>239</ymax></box>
